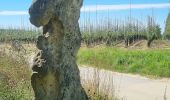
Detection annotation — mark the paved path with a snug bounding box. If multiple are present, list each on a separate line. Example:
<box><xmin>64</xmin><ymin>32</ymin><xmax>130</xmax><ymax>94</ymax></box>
<box><xmin>79</xmin><ymin>66</ymin><xmax>170</xmax><ymax>100</ymax></box>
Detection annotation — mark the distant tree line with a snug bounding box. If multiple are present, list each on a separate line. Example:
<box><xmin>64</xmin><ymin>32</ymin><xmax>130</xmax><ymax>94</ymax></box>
<box><xmin>164</xmin><ymin>11</ymin><xmax>170</xmax><ymax>40</ymax></box>
<box><xmin>1</xmin><ymin>14</ymin><xmax>169</xmax><ymax>48</ymax></box>
<box><xmin>0</xmin><ymin>28</ymin><xmax>40</xmax><ymax>43</ymax></box>
<box><xmin>81</xmin><ymin>16</ymin><xmax>162</xmax><ymax>47</ymax></box>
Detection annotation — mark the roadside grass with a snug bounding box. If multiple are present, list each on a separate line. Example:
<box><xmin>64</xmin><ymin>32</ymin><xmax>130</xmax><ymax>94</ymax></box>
<box><xmin>0</xmin><ymin>51</ymin><xmax>33</xmax><ymax>99</ymax></box>
<box><xmin>77</xmin><ymin>46</ymin><xmax>170</xmax><ymax>77</ymax></box>
<box><xmin>81</xmin><ymin>67</ymin><xmax>120</xmax><ymax>100</ymax></box>
<box><xmin>0</xmin><ymin>45</ymin><xmax>117</xmax><ymax>100</ymax></box>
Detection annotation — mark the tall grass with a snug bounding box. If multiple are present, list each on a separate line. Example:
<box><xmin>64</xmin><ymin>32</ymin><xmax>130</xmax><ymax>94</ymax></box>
<box><xmin>0</xmin><ymin>51</ymin><xmax>33</xmax><ymax>99</ymax></box>
<box><xmin>0</xmin><ymin>44</ymin><xmax>119</xmax><ymax>100</ymax></box>
<box><xmin>77</xmin><ymin>46</ymin><xmax>170</xmax><ymax>77</ymax></box>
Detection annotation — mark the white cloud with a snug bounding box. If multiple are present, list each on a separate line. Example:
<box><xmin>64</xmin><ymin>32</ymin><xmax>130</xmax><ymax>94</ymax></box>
<box><xmin>81</xmin><ymin>3</ymin><xmax>170</xmax><ymax>12</ymax></box>
<box><xmin>0</xmin><ymin>11</ymin><xmax>28</xmax><ymax>15</ymax></box>
<box><xmin>0</xmin><ymin>3</ymin><xmax>169</xmax><ymax>15</ymax></box>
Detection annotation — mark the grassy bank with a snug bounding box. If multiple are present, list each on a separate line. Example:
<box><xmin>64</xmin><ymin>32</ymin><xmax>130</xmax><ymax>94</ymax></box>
<box><xmin>0</xmin><ymin>52</ymin><xmax>33</xmax><ymax>99</ymax></box>
<box><xmin>77</xmin><ymin>46</ymin><xmax>170</xmax><ymax>77</ymax></box>
<box><xmin>0</xmin><ymin>48</ymin><xmax>116</xmax><ymax>100</ymax></box>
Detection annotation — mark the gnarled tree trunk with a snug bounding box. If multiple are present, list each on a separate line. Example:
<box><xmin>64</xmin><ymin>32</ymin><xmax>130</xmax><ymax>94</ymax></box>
<box><xmin>29</xmin><ymin>0</ymin><xmax>88</xmax><ymax>99</ymax></box>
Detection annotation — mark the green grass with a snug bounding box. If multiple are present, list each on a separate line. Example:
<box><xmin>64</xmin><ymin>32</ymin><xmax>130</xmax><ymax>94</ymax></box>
<box><xmin>0</xmin><ymin>52</ymin><xmax>33</xmax><ymax>99</ymax></box>
<box><xmin>77</xmin><ymin>46</ymin><xmax>170</xmax><ymax>77</ymax></box>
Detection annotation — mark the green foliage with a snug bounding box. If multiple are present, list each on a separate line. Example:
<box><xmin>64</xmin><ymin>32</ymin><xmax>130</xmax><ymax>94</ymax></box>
<box><xmin>0</xmin><ymin>16</ymin><xmax>163</xmax><ymax>47</ymax></box>
<box><xmin>155</xmin><ymin>25</ymin><xmax>162</xmax><ymax>39</ymax></box>
<box><xmin>81</xmin><ymin>17</ymin><xmax>162</xmax><ymax>46</ymax></box>
<box><xmin>0</xmin><ymin>28</ymin><xmax>40</xmax><ymax>42</ymax></box>
<box><xmin>164</xmin><ymin>12</ymin><xmax>170</xmax><ymax>39</ymax></box>
<box><xmin>146</xmin><ymin>16</ymin><xmax>162</xmax><ymax>47</ymax></box>
<box><xmin>147</xmin><ymin>16</ymin><xmax>161</xmax><ymax>39</ymax></box>
<box><xmin>77</xmin><ymin>47</ymin><xmax>170</xmax><ymax>77</ymax></box>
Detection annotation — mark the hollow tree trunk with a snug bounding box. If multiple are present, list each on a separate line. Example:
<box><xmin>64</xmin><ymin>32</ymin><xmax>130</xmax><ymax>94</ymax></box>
<box><xmin>29</xmin><ymin>0</ymin><xmax>88</xmax><ymax>100</ymax></box>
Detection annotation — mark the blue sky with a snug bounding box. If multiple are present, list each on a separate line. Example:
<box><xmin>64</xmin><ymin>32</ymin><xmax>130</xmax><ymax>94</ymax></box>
<box><xmin>0</xmin><ymin>0</ymin><xmax>169</xmax><ymax>33</ymax></box>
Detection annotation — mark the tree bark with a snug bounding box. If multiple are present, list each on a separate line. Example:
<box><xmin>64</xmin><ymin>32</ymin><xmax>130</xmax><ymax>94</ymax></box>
<box><xmin>29</xmin><ymin>0</ymin><xmax>88</xmax><ymax>100</ymax></box>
